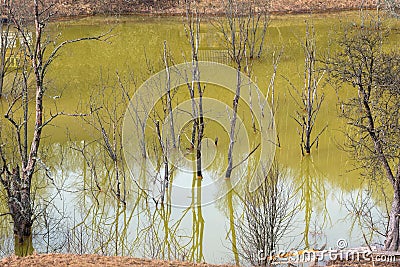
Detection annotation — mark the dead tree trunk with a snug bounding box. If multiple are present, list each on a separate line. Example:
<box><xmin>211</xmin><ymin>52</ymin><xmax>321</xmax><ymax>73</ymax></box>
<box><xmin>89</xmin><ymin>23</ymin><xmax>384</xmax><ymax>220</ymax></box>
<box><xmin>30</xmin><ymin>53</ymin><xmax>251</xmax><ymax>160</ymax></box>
<box><xmin>163</xmin><ymin>41</ymin><xmax>176</xmax><ymax>148</ymax></box>
<box><xmin>246</xmin><ymin>1</ymin><xmax>270</xmax><ymax>60</ymax></box>
<box><xmin>286</xmin><ymin>23</ymin><xmax>326</xmax><ymax>155</ymax></box>
<box><xmin>225</xmin><ymin>66</ymin><xmax>241</xmax><ymax>179</ymax></box>
<box><xmin>215</xmin><ymin>0</ymin><xmax>249</xmax><ymax>179</ymax></box>
<box><xmin>196</xmin><ymin>76</ymin><xmax>203</xmax><ymax>179</ymax></box>
<box><xmin>185</xmin><ymin>0</ymin><xmax>204</xmax><ymax>179</ymax></box>
<box><xmin>2</xmin><ymin>1</ymin><xmax>46</xmax><ymax>254</ymax></box>
<box><xmin>155</xmin><ymin>120</ymin><xmax>169</xmax><ymax>205</ymax></box>
<box><xmin>0</xmin><ymin>0</ymin><xmax>108</xmax><ymax>256</ymax></box>
<box><xmin>1</xmin><ymin>166</ymin><xmax>34</xmax><ymax>256</ymax></box>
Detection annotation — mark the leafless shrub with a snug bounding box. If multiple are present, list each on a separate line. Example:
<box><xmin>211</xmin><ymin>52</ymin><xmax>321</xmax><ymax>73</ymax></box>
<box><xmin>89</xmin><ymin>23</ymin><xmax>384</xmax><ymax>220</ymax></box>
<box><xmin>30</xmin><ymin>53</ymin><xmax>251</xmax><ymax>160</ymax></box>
<box><xmin>285</xmin><ymin>22</ymin><xmax>326</xmax><ymax>155</ymax></box>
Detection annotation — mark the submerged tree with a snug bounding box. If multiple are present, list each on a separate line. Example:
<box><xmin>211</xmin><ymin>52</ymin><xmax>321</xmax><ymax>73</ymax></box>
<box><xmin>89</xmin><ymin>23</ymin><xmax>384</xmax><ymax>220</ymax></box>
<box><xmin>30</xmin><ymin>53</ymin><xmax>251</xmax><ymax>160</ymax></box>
<box><xmin>0</xmin><ymin>0</ymin><xmax>108</xmax><ymax>256</ymax></box>
<box><xmin>215</xmin><ymin>0</ymin><xmax>249</xmax><ymax>179</ymax></box>
<box><xmin>214</xmin><ymin>0</ymin><xmax>271</xmax><ymax>179</ymax></box>
<box><xmin>326</xmin><ymin>18</ymin><xmax>400</xmax><ymax>251</ymax></box>
<box><xmin>183</xmin><ymin>0</ymin><xmax>205</xmax><ymax>179</ymax></box>
<box><xmin>246</xmin><ymin>0</ymin><xmax>270</xmax><ymax>59</ymax></box>
<box><xmin>286</xmin><ymin>22</ymin><xmax>326</xmax><ymax>155</ymax></box>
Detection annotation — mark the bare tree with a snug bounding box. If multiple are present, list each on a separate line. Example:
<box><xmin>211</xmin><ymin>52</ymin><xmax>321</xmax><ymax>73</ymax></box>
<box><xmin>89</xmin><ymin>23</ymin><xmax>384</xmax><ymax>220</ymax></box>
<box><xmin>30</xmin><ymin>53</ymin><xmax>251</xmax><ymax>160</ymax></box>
<box><xmin>0</xmin><ymin>0</ymin><xmax>108</xmax><ymax>256</ymax></box>
<box><xmin>266</xmin><ymin>48</ymin><xmax>283</xmax><ymax>147</ymax></box>
<box><xmin>163</xmin><ymin>41</ymin><xmax>176</xmax><ymax>149</ymax></box>
<box><xmin>215</xmin><ymin>0</ymin><xmax>249</xmax><ymax>179</ymax></box>
<box><xmin>286</xmin><ymin>22</ymin><xmax>326</xmax><ymax>155</ymax></box>
<box><xmin>326</xmin><ymin>18</ymin><xmax>400</xmax><ymax>251</ymax></box>
<box><xmin>0</xmin><ymin>0</ymin><xmax>14</xmax><ymax>98</ymax></box>
<box><xmin>153</xmin><ymin>43</ymin><xmax>179</xmax><ymax>204</ymax></box>
<box><xmin>183</xmin><ymin>0</ymin><xmax>205</xmax><ymax>179</ymax></box>
<box><xmin>246</xmin><ymin>0</ymin><xmax>270</xmax><ymax>59</ymax></box>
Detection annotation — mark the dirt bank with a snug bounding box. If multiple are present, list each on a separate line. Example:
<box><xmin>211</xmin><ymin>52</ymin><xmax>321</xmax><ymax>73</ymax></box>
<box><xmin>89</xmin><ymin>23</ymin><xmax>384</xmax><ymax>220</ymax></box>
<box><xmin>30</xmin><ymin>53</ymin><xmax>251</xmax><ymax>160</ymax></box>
<box><xmin>52</xmin><ymin>0</ymin><xmax>377</xmax><ymax>17</ymax></box>
<box><xmin>1</xmin><ymin>253</ymin><xmax>399</xmax><ymax>266</ymax></box>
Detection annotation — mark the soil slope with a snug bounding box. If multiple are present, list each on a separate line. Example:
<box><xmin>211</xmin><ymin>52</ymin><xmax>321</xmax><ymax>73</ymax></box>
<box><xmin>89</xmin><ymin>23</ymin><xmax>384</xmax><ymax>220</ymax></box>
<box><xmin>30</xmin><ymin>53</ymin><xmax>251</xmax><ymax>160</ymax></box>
<box><xmin>1</xmin><ymin>254</ymin><xmax>399</xmax><ymax>266</ymax></box>
<box><xmin>52</xmin><ymin>0</ymin><xmax>377</xmax><ymax>17</ymax></box>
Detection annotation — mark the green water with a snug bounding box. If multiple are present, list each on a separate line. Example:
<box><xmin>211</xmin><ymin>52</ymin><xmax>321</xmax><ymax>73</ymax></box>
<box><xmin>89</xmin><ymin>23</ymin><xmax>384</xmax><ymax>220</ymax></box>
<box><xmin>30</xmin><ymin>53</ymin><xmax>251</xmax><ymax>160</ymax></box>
<box><xmin>0</xmin><ymin>10</ymin><xmax>397</xmax><ymax>264</ymax></box>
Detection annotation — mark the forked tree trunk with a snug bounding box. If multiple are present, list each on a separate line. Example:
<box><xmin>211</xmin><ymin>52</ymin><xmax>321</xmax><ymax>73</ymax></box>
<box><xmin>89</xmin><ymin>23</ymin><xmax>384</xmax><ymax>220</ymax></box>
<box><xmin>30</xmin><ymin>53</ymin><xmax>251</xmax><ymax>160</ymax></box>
<box><xmin>385</xmin><ymin>180</ymin><xmax>400</xmax><ymax>251</ymax></box>
<box><xmin>185</xmin><ymin>0</ymin><xmax>203</xmax><ymax>178</ymax></box>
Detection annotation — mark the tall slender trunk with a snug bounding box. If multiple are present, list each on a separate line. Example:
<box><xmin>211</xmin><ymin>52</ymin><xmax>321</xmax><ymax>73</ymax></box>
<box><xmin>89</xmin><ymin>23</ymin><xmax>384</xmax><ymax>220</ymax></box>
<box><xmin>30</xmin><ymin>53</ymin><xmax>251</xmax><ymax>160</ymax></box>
<box><xmin>196</xmin><ymin>85</ymin><xmax>203</xmax><ymax>178</ymax></box>
<box><xmin>304</xmin><ymin>68</ymin><xmax>312</xmax><ymax>154</ymax></box>
<box><xmin>257</xmin><ymin>17</ymin><xmax>268</xmax><ymax>59</ymax></box>
<box><xmin>304</xmin><ymin>32</ymin><xmax>314</xmax><ymax>155</ymax></box>
<box><xmin>195</xmin><ymin>57</ymin><xmax>203</xmax><ymax>178</ymax></box>
<box><xmin>155</xmin><ymin>120</ymin><xmax>169</xmax><ymax>204</ymax></box>
<box><xmin>185</xmin><ymin>1</ymin><xmax>202</xmax><ymax>178</ymax></box>
<box><xmin>225</xmin><ymin>66</ymin><xmax>241</xmax><ymax>179</ymax></box>
<box><xmin>163</xmin><ymin>41</ymin><xmax>176</xmax><ymax>148</ymax></box>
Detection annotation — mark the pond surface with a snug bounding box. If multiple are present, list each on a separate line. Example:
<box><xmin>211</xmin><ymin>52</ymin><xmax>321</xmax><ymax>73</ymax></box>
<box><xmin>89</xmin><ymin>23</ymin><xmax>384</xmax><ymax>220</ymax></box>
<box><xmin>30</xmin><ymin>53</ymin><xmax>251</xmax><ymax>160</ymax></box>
<box><xmin>0</xmin><ymin>11</ymin><xmax>396</xmax><ymax>265</ymax></box>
